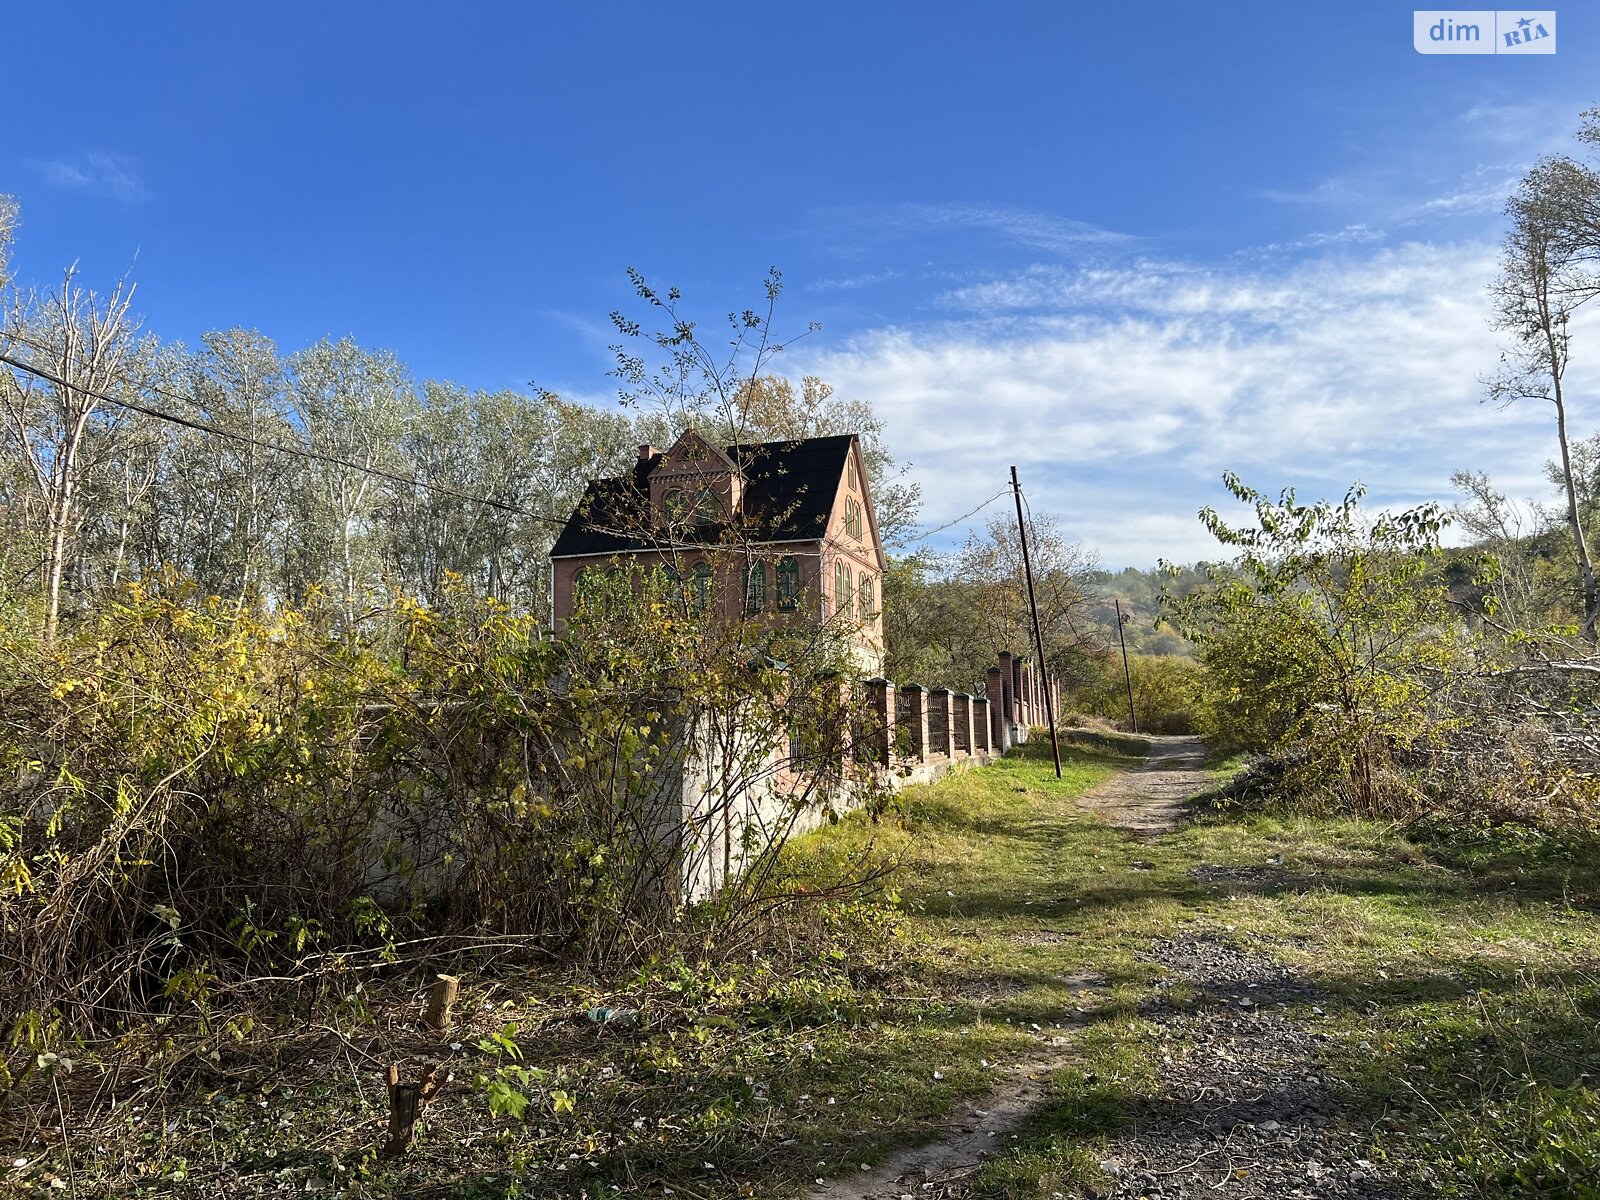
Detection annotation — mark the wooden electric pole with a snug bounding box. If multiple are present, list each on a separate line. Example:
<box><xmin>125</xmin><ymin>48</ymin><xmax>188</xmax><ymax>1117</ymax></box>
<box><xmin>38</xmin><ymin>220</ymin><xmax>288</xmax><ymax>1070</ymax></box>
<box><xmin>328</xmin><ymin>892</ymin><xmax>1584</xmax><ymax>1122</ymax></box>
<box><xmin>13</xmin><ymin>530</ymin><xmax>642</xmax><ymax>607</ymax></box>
<box><xmin>1114</xmin><ymin>597</ymin><xmax>1138</xmax><ymax>733</ymax></box>
<box><xmin>1010</xmin><ymin>466</ymin><xmax>1062</xmax><ymax>779</ymax></box>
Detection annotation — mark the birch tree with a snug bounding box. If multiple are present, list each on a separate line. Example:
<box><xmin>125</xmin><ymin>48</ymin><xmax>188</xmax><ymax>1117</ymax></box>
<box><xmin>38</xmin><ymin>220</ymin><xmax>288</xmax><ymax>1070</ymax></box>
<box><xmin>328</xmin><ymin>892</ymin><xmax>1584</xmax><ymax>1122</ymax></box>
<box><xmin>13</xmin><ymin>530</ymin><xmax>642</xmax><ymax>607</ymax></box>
<box><xmin>1489</xmin><ymin>156</ymin><xmax>1600</xmax><ymax>642</ymax></box>
<box><xmin>288</xmin><ymin>338</ymin><xmax>412</xmax><ymax>622</ymax></box>
<box><xmin>0</xmin><ymin>266</ymin><xmax>141</xmax><ymax>640</ymax></box>
<box><xmin>172</xmin><ymin>330</ymin><xmax>297</xmax><ymax>601</ymax></box>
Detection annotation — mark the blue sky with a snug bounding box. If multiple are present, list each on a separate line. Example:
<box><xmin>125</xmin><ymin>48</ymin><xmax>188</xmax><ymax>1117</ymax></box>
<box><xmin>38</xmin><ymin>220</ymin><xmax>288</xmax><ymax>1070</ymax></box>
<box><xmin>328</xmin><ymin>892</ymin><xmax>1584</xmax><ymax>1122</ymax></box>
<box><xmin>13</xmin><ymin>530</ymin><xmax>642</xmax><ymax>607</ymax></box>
<box><xmin>4</xmin><ymin>3</ymin><xmax>1598</xmax><ymax>565</ymax></box>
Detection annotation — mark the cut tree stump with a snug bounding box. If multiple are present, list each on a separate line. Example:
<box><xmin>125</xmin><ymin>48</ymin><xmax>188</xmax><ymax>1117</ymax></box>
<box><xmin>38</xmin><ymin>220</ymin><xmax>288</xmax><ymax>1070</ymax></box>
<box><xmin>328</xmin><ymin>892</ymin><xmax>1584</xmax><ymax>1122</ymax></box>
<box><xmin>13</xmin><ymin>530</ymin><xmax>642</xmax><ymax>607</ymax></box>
<box><xmin>423</xmin><ymin>974</ymin><xmax>459</xmax><ymax>1031</ymax></box>
<box><xmin>381</xmin><ymin>1061</ymin><xmax>441</xmax><ymax>1158</ymax></box>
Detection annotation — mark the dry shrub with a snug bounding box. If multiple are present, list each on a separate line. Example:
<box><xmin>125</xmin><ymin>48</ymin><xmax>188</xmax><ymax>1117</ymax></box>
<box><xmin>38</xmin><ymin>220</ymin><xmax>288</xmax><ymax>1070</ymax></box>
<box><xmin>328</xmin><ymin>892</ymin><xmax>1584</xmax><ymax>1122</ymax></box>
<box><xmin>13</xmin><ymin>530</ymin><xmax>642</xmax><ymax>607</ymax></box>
<box><xmin>0</xmin><ymin>571</ymin><xmax>879</xmax><ymax>1099</ymax></box>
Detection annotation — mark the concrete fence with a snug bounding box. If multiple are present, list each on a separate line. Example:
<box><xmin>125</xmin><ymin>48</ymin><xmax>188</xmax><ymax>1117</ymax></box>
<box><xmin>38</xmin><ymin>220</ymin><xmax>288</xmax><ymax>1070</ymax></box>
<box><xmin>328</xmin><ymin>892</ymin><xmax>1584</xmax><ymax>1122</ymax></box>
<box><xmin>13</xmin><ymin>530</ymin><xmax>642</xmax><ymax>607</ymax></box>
<box><xmin>664</xmin><ymin>648</ymin><xmax>1063</xmax><ymax>901</ymax></box>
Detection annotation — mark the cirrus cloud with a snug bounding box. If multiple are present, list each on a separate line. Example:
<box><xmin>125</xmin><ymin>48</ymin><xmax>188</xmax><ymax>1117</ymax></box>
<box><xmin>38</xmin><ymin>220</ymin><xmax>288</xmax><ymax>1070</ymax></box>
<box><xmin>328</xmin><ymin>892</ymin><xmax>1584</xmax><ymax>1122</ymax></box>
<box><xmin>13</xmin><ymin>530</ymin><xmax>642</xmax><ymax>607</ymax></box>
<box><xmin>27</xmin><ymin>151</ymin><xmax>148</xmax><ymax>203</ymax></box>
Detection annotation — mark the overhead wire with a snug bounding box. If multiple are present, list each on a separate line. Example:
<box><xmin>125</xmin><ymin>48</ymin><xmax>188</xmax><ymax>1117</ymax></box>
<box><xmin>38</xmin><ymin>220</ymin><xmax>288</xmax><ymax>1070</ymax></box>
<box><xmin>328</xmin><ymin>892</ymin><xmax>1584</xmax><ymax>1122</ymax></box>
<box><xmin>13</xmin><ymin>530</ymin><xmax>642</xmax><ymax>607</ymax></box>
<box><xmin>2</xmin><ymin>329</ymin><xmax>1015</xmax><ymax>548</ymax></box>
<box><xmin>0</xmin><ymin>335</ymin><xmax>575</xmax><ymax>527</ymax></box>
<box><xmin>900</xmin><ymin>486</ymin><xmax>1010</xmax><ymax>546</ymax></box>
<box><xmin>1018</xmin><ymin>478</ymin><xmax>1088</xmax><ymax>641</ymax></box>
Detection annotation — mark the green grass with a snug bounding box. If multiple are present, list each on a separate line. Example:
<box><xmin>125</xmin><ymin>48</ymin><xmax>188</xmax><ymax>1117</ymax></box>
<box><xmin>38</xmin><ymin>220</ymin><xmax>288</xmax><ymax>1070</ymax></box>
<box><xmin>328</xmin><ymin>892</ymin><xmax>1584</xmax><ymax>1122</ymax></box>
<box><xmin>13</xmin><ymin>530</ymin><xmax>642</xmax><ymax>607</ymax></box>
<box><xmin>13</xmin><ymin>737</ymin><xmax>1600</xmax><ymax>1198</ymax></box>
<box><xmin>800</xmin><ymin>741</ymin><xmax>1600</xmax><ymax>1199</ymax></box>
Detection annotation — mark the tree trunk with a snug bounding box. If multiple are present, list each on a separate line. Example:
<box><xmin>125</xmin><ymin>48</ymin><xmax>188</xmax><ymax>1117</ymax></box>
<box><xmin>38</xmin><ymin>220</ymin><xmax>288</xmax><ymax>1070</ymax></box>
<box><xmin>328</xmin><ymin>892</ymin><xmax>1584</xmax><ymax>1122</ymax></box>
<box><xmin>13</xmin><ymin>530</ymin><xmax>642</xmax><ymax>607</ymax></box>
<box><xmin>1550</xmin><ymin>345</ymin><xmax>1599</xmax><ymax>643</ymax></box>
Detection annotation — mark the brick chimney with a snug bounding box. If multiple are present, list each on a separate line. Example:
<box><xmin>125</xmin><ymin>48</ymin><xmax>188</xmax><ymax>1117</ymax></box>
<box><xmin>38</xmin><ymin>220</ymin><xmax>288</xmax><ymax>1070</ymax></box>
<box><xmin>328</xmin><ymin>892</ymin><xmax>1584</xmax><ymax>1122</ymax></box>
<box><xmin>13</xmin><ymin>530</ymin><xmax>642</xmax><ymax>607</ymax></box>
<box><xmin>637</xmin><ymin>444</ymin><xmax>655</xmax><ymax>460</ymax></box>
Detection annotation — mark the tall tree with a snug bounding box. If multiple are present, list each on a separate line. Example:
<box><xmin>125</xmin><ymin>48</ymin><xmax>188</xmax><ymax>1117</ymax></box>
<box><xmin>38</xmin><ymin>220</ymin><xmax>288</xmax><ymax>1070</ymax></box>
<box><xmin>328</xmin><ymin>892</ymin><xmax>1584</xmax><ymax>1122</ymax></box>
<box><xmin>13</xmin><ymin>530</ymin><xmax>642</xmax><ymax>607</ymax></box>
<box><xmin>287</xmin><ymin>338</ymin><xmax>412</xmax><ymax>621</ymax></box>
<box><xmin>1490</xmin><ymin>155</ymin><xmax>1600</xmax><ymax>641</ymax></box>
<box><xmin>950</xmin><ymin>510</ymin><xmax>1101</xmax><ymax>681</ymax></box>
<box><xmin>0</xmin><ymin>266</ymin><xmax>143</xmax><ymax>640</ymax></box>
<box><xmin>168</xmin><ymin>330</ymin><xmax>298</xmax><ymax>601</ymax></box>
<box><xmin>384</xmin><ymin>383</ymin><xmax>632</xmax><ymax>614</ymax></box>
<box><xmin>1490</xmin><ymin>114</ymin><xmax>1600</xmax><ymax>643</ymax></box>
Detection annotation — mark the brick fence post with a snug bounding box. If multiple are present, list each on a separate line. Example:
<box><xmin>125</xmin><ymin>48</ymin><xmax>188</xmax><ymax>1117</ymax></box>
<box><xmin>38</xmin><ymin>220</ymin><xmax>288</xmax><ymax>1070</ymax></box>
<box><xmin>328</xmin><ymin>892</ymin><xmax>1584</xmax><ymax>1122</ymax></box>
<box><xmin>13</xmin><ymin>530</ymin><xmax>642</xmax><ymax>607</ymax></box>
<box><xmin>865</xmin><ymin>677</ymin><xmax>894</xmax><ymax>766</ymax></box>
<box><xmin>988</xmin><ymin>664</ymin><xmax>1010</xmax><ymax>752</ymax></box>
<box><xmin>954</xmin><ymin>692</ymin><xmax>974</xmax><ymax>756</ymax></box>
<box><xmin>973</xmin><ymin>694</ymin><xmax>991</xmax><ymax>753</ymax></box>
<box><xmin>898</xmin><ymin>684</ymin><xmax>928</xmax><ymax>763</ymax></box>
<box><xmin>998</xmin><ymin>652</ymin><xmax>1015</xmax><ymax>737</ymax></box>
<box><xmin>1010</xmin><ymin>654</ymin><xmax>1025</xmax><ymax>732</ymax></box>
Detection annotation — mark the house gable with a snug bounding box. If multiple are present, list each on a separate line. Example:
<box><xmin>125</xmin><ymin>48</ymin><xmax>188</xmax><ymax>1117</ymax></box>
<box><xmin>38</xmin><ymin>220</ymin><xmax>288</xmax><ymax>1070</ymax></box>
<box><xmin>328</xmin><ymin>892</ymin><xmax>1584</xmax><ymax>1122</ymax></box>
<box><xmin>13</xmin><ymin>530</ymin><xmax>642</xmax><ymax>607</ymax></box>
<box><xmin>648</xmin><ymin>430</ymin><xmax>745</xmax><ymax>526</ymax></box>
<box><xmin>829</xmin><ymin>437</ymin><xmax>887</xmax><ymax>573</ymax></box>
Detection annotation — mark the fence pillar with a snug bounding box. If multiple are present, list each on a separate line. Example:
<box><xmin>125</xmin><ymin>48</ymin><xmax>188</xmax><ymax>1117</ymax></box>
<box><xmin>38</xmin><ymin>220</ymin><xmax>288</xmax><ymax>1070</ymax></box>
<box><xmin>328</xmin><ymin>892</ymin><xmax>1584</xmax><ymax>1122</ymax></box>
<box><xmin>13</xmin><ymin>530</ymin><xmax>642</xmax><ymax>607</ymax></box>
<box><xmin>897</xmin><ymin>684</ymin><xmax>928</xmax><ymax>763</ymax></box>
<box><xmin>865</xmin><ymin>677</ymin><xmax>894</xmax><ymax>767</ymax></box>
<box><xmin>1010</xmin><ymin>653</ymin><xmax>1025</xmax><ymax>732</ymax></box>
<box><xmin>990</xmin><ymin>661</ymin><xmax>1011</xmax><ymax>751</ymax></box>
<box><xmin>973</xmin><ymin>695</ymin><xmax>991</xmax><ymax>753</ymax></box>
<box><xmin>998</xmin><ymin>651</ymin><xmax>1015</xmax><ymax>733</ymax></box>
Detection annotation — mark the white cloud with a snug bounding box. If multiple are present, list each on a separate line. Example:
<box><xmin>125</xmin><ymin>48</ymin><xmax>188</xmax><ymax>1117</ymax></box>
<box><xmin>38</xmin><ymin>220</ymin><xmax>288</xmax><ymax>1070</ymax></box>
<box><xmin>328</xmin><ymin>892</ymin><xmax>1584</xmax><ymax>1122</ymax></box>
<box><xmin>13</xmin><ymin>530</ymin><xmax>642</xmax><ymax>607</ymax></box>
<box><xmin>810</xmin><ymin>268</ymin><xmax>902</xmax><ymax>292</ymax></box>
<box><xmin>28</xmin><ymin>151</ymin><xmax>147</xmax><ymax>203</ymax></box>
<box><xmin>802</xmin><ymin>242</ymin><xmax>1587</xmax><ymax>566</ymax></box>
<box><xmin>805</xmin><ymin>202</ymin><xmax>1131</xmax><ymax>260</ymax></box>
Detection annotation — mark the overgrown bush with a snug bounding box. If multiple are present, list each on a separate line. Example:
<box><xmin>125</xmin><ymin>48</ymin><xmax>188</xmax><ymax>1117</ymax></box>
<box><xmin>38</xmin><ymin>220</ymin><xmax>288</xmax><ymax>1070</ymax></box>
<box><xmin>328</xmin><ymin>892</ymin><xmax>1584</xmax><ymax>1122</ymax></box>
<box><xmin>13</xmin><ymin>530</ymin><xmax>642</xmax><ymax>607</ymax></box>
<box><xmin>0</xmin><ymin>564</ymin><xmax>877</xmax><ymax>1097</ymax></box>
<box><xmin>1068</xmin><ymin>653</ymin><xmax>1206</xmax><ymax>734</ymax></box>
<box><xmin>1162</xmin><ymin>475</ymin><xmax>1466</xmax><ymax>816</ymax></box>
<box><xmin>1165</xmin><ymin>474</ymin><xmax>1600</xmax><ymax>828</ymax></box>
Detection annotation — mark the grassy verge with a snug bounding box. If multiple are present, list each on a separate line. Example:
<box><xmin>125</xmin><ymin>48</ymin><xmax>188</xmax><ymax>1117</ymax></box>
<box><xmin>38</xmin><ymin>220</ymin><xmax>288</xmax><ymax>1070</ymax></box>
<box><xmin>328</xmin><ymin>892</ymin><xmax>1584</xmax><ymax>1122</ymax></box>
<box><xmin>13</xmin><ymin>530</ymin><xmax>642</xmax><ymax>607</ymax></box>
<box><xmin>958</xmin><ymin>788</ymin><xmax>1600</xmax><ymax>1198</ymax></box>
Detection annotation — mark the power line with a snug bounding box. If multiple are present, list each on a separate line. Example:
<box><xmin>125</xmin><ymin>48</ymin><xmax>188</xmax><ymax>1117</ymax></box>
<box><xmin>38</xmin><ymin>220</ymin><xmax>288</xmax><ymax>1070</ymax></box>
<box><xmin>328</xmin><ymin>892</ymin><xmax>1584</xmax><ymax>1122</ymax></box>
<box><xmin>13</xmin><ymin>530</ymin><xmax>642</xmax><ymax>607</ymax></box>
<box><xmin>1</xmin><ymin>329</ymin><xmax>1002</xmax><ymax>549</ymax></box>
<box><xmin>0</xmin><ymin>338</ymin><xmax>574</xmax><ymax>527</ymax></box>
<box><xmin>1011</xmin><ymin>464</ymin><xmax>1062</xmax><ymax>777</ymax></box>
<box><xmin>901</xmin><ymin>486</ymin><xmax>1010</xmax><ymax>546</ymax></box>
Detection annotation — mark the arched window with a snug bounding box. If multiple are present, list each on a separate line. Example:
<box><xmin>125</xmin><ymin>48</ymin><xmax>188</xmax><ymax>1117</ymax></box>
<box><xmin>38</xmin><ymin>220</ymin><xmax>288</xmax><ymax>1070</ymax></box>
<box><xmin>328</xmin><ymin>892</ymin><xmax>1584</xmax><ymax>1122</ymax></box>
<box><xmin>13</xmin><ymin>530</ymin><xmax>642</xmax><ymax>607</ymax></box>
<box><xmin>858</xmin><ymin>572</ymin><xmax>874</xmax><ymax>618</ymax></box>
<box><xmin>663</xmin><ymin>488</ymin><xmax>687</xmax><ymax>522</ymax></box>
<box><xmin>846</xmin><ymin>454</ymin><xmax>859</xmax><ymax>491</ymax></box>
<box><xmin>745</xmin><ymin>561</ymin><xmax>766</xmax><ymax>613</ymax></box>
<box><xmin>844</xmin><ymin>496</ymin><xmax>862</xmax><ymax>539</ymax></box>
<box><xmin>663</xmin><ymin>563</ymin><xmax>684</xmax><ymax>607</ymax></box>
<box><xmin>776</xmin><ymin>556</ymin><xmax>800</xmax><ymax>611</ymax></box>
<box><xmin>691</xmin><ymin>562</ymin><xmax>713</xmax><ymax>613</ymax></box>
<box><xmin>694</xmin><ymin>486</ymin><xmax>718</xmax><ymax>525</ymax></box>
<box><xmin>834</xmin><ymin>559</ymin><xmax>853</xmax><ymax>618</ymax></box>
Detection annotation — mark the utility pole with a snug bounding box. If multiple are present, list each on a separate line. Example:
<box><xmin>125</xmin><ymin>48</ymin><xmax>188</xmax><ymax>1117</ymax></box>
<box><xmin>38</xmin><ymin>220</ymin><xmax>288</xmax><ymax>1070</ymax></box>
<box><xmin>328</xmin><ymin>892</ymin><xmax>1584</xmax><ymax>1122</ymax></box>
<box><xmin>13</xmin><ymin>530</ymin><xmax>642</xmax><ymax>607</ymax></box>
<box><xmin>1114</xmin><ymin>597</ymin><xmax>1138</xmax><ymax>733</ymax></box>
<box><xmin>1010</xmin><ymin>466</ymin><xmax>1062</xmax><ymax>779</ymax></box>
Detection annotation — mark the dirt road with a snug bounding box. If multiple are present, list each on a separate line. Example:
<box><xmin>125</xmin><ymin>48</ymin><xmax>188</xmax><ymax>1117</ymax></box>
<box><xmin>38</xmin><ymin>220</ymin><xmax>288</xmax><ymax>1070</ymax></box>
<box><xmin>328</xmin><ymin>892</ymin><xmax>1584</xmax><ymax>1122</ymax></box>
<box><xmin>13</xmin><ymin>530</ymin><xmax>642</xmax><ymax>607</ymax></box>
<box><xmin>808</xmin><ymin>733</ymin><xmax>1219</xmax><ymax>1200</ymax></box>
<box><xmin>1071</xmin><ymin>734</ymin><xmax>1210</xmax><ymax>834</ymax></box>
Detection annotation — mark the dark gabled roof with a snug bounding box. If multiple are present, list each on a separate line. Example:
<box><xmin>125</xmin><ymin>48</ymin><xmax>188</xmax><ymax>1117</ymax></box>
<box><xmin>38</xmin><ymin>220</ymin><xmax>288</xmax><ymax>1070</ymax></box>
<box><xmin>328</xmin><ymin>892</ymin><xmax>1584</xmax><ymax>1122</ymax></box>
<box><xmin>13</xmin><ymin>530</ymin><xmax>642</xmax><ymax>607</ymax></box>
<box><xmin>549</xmin><ymin>434</ymin><xmax>857</xmax><ymax>559</ymax></box>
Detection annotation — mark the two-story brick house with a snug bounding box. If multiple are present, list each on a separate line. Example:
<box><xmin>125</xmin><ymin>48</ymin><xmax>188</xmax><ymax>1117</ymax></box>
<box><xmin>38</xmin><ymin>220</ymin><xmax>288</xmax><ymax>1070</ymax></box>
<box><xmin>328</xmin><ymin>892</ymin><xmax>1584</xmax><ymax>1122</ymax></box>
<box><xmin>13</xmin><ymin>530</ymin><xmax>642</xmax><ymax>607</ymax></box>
<box><xmin>549</xmin><ymin>429</ymin><xmax>886</xmax><ymax>670</ymax></box>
